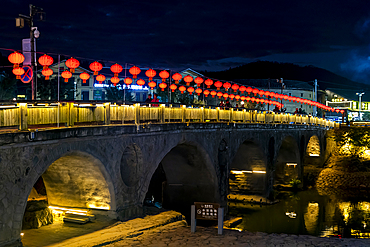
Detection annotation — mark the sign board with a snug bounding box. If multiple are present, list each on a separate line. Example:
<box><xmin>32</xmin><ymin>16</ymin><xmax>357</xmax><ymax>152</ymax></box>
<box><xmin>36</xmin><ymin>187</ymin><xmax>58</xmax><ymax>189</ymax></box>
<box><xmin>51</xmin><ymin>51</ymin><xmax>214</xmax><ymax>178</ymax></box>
<box><xmin>194</xmin><ymin>202</ymin><xmax>220</xmax><ymax>220</ymax></box>
<box><xmin>20</xmin><ymin>66</ymin><xmax>33</xmax><ymax>83</ymax></box>
<box><xmin>22</xmin><ymin>38</ymin><xmax>36</xmax><ymax>66</ymax></box>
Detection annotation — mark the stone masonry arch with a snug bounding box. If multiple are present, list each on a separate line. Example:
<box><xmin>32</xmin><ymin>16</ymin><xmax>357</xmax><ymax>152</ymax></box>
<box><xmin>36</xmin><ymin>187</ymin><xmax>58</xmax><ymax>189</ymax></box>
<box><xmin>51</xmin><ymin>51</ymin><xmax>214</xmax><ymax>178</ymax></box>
<box><xmin>275</xmin><ymin>135</ymin><xmax>301</xmax><ymax>185</ymax></box>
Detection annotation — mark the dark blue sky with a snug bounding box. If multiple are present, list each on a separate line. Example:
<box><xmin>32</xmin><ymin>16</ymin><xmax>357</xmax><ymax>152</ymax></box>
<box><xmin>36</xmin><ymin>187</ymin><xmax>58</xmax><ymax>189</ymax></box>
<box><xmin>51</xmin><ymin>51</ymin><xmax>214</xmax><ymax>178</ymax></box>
<box><xmin>1</xmin><ymin>0</ymin><xmax>370</xmax><ymax>83</ymax></box>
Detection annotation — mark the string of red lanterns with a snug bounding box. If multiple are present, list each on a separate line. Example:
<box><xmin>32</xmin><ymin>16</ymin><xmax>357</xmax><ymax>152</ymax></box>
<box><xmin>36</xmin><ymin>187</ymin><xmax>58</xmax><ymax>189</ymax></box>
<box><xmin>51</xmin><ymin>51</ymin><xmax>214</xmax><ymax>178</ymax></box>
<box><xmin>5</xmin><ymin>50</ymin><xmax>340</xmax><ymax>113</ymax></box>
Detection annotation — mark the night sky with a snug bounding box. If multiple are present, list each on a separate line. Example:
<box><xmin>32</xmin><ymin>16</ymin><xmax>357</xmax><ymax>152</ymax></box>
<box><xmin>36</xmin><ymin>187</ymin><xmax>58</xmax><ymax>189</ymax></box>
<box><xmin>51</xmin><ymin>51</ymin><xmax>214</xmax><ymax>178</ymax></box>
<box><xmin>1</xmin><ymin>0</ymin><xmax>370</xmax><ymax>83</ymax></box>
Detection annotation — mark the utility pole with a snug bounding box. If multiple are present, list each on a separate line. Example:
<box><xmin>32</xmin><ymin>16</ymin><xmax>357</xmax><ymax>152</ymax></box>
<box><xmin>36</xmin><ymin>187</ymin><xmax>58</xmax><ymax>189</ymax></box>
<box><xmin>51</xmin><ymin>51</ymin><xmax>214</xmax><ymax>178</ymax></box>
<box><xmin>16</xmin><ymin>4</ymin><xmax>44</xmax><ymax>100</ymax></box>
<box><xmin>313</xmin><ymin>79</ymin><xmax>318</xmax><ymax>116</ymax></box>
<box><xmin>356</xmin><ymin>92</ymin><xmax>365</xmax><ymax>120</ymax></box>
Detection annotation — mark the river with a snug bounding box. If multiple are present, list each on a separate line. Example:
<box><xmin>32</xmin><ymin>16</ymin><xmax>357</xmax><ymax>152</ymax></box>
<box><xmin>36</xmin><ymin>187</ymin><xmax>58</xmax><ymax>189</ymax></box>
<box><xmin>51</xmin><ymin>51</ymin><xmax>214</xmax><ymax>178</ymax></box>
<box><xmin>229</xmin><ymin>189</ymin><xmax>370</xmax><ymax>238</ymax></box>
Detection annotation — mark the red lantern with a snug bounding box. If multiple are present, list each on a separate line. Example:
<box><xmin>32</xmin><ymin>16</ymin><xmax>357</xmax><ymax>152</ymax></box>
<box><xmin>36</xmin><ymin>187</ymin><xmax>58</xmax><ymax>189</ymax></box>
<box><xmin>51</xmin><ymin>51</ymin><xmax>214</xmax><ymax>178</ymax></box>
<box><xmin>184</xmin><ymin>75</ymin><xmax>193</xmax><ymax>86</ymax></box>
<box><xmin>195</xmin><ymin>88</ymin><xmax>202</xmax><ymax>96</ymax></box>
<box><xmin>90</xmin><ymin>61</ymin><xmax>103</xmax><ymax>75</ymax></box>
<box><xmin>283</xmin><ymin>95</ymin><xmax>289</xmax><ymax>101</ymax></box>
<box><xmin>66</xmin><ymin>57</ymin><xmax>80</xmax><ymax>73</ymax></box>
<box><xmin>61</xmin><ymin>70</ymin><xmax>72</xmax><ymax>82</ymax></box>
<box><xmin>159</xmin><ymin>70</ymin><xmax>169</xmax><ymax>82</ymax></box>
<box><xmin>217</xmin><ymin>92</ymin><xmax>223</xmax><ymax>99</ymax></box>
<box><xmin>136</xmin><ymin>79</ymin><xmax>145</xmax><ymax>86</ymax></box>
<box><xmin>187</xmin><ymin>87</ymin><xmax>195</xmax><ymax>95</ymax></box>
<box><xmin>251</xmin><ymin>97</ymin><xmax>256</xmax><ymax>102</ymax></box>
<box><xmin>194</xmin><ymin>77</ymin><xmax>204</xmax><ymax>87</ymax></box>
<box><xmin>38</xmin><ymin>54</ymin><xmax>53</xmax><ymax>70</ymax></box>
<box><xmin>252</xmin><ymin>88</ymin><xmax>259</xmax><ymax>95</ymax></box>
<box><xmin>148</xmin><ymin>81</ymin><xmax>156</xmax><ymax>89</ymax></box>
<box><xmin>42</xmin><ymin>68</ymin><xmax>53</xmax><ymax>80</ymax></box>
<box><xmin>210</xmin><ymin>91</ymin><xmax>217</xmax><ymax>98</ymax></box>
<box><xmin>13</xmin><ymin>67</ymin><xmax>24</xmax><ymax>79</ymax></box>
<box><xmin>172</xmin><ymin>73</ymin><xmax>182</xmax><ymax>84</ymax></box>
<box><xmin>111</xmin><ymin>76</ymin><xmax>120</xmax><ymax>86</ymax></box>
<box><xmin>79</xmin><ymin>72</ymin><xmax>90</xmax><ymax>83</ymax></box>
<box><xmin>258</xmin><ymin>90</ymin><xmax>265</xmax><ymax>97</ymax></box>
<box><xmin>96</xmin><ymin>74</ymin><xmax>106</xmax><ymax>84</ymax></box>
<box><xmin>246</xmin><ymin>87</ymin><xmax>253</xmax><ymax>94</ymax></box>
<box><xmin>265</xmin><ymin>91</ymin><xmax>271</xmax><ymax>98</ymax></box>
<box><xmin>270</xmin><ymin>92</ymin><xmax>276</xmax><ymax>98</ymax></box>
<box><xmin>241</xmin><ymin>96</ymin><xmax>246</xmax><ymax>101</ymax></box>
<box><xmin>214</xmin><ymin>81</ymin><xmax>223</xmax><ymax>90</ymax></box>
<box><xmin>260</xmin><ymin>99</ymin><xmax>265</xmax><ymax>104</ymax></box>
<box><xmin>235</xmin><ymin>95</ymin><xmax>240</xmax><ymax>101</ymax></box>
<box><xmin>231</xmin><ymin>84</ymin><xmax>239</xmax><ymax>92</ymax></box>
<box><xmin>223</xmin><ymin>93</ymin><xmax>229</xmax><ymax>100</ymax></box>
<box><xmin>111</xmin><ymin>63</ymin><xmax>123</xmax><ymax>77</ymax></box>
<box><xmin>239</xmin><ymin>86</ymin><xmax>246</xmax><ymax>94</ymax></box>
<box><xmin>170</xmin><ymin>84</ymin><xmax>177</xmax><ymax>92</ymax></box>
<box><xmin>8</xmin><ymin>51</ymin><xmax>25</xmax><ymax>68</ymax></box>
<box><xmin>205</xmin><ymin>79</ymin><xmax>213</xmax><ymax>88</ymax></box>
<box><xmin>146</xmin><ymin>69</ymin><xmax>156</xmax><ymax>81</ymax></box>
<box><xmin>229</xmin><ymin>94</ymin><xmax>235</xmax><ymax>100</ymax></box>
<box><xmin>129</xmin><ymin>66</ymin><xmax>141</xmax><ymax>79</ymax></box>
<box><xmin>223</xmin><ymin>82</ymin><xmax>231</xmax><ymax>91</ymax></box>
<box><xmin>340</xmin><ymin>110</ymin><xmax>345</xmax><ymax>114</ymax></box>
<box><xmin>179</xmin><ymin>85</ymin><xmax>186</xmax><ymax>94</ymax></box>
<box><xmin>159</xmin><ymin>82</ymin><xmax>167</xmax><ymax>91</ymax></box>
<box><xmin>204</xmin><ymin>90</ymin><xmax>210</xmax><ymax>97</ymax></box>
<box><xmin>124</xmin><ymin>77</ymin><xmax>133</xmax><ymax>85</ymax></box>
<box><xmin>335</xmin><ymin>109</ymin><xmax>340</xmax><ymax>113</ymax></box>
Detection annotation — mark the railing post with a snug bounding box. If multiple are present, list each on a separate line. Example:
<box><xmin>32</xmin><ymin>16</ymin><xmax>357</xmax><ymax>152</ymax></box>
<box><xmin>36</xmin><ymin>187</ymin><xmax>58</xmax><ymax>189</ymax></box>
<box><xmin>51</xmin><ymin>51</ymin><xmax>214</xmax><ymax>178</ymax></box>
<box><xmin>182</xmin><ymin>105</ymin><xmax>186</xmax><ymax>123</ymax></box>
<box><xmin>160</xmin><ymin>104</ymin><xmax>165</xmax><ymax>123</ymax></box>
<box><xmin>230</xmin><ymin>108</ymin><xmax>233</xmax><ymax>122</ymax></box>
<box><xmin>243</xmin><ymin>110</ymin><xmax>246</xmax><ymax>123</ymax></box>
<box><xmin>216</xmin><ymin>107</ymin><xmax>220</xmax><ymax>122</ymax></box>
<box><xmin>67</xmin><ymin>102</ymin><xmax>75</xmax><ymax>127</ymax></box>
<box><xmin>104</xmin><ymin>103</ymin><xmax>111</xmax><ymax>125</ymax></box>
<box><xmin>134</xmin><ymin>103</ymin><xmax>140</xmax><ymax>125</ymax></box>
<box><xmin>201</xmin><ymin>107</ymin><xmax>205</xmax><ymax>122</ymax></box>
<box><xmin>17</xmin><ymin>103</ymin><xmax>28</xmax><ymax>131</ymax></box>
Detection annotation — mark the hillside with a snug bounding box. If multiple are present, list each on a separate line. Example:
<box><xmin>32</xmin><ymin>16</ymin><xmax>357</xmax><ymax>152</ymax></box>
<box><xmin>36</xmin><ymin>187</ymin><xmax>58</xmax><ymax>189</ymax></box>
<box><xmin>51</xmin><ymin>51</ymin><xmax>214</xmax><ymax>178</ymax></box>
<box><xmin>202</xmin><ymin>61</ymin><xmax>368</xmax><ymax>92</ymax></box>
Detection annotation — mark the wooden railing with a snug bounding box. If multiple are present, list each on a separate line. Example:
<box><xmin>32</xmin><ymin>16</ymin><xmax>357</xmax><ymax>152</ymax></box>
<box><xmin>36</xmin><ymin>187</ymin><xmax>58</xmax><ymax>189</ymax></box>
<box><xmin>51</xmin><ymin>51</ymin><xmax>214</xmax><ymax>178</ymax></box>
<box><xmin>0</xmin><ymin>102</ymin><xmax>339</xmax><ymax>131</ymax></box>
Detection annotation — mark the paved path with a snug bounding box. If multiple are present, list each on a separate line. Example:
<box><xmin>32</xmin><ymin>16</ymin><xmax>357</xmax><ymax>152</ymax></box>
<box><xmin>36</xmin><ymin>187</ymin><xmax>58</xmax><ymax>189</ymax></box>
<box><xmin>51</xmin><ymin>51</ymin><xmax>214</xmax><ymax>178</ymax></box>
<box><xmin>38</xmin><ymin>211</ymin><xmax>370</xmax><ymax>247</ymax></box>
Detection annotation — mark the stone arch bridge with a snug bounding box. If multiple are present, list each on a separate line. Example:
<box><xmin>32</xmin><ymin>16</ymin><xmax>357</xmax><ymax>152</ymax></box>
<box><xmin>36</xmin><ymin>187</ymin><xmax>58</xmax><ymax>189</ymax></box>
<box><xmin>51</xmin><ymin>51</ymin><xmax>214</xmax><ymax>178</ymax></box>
<box><xmin>0</xmin><ymin>121</ymin><xmax>332</xmax><ymax>246</ymax></box>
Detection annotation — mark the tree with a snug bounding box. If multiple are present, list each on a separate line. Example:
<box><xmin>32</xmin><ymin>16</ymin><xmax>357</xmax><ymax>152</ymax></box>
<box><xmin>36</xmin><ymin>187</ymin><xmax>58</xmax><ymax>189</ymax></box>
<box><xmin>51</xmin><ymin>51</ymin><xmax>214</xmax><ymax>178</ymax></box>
<box><xmin>0</xmin><ymin>72</ymin><xmax>17</xmax><ymax>100</ymax></box>
<box><xmin>105</xmin><ymin>86</ymin><xmax>134</xmax><ymax>102</ymax></box>
<box><xmin>37</xmin><ymin>75</ymin><xmax>76</xmax><ymax>100</ymax></box>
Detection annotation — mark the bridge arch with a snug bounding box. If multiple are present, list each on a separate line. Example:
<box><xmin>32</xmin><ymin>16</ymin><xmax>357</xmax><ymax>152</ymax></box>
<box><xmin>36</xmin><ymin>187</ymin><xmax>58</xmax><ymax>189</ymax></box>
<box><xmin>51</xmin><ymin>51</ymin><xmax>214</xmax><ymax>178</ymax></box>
<box><xmin>143</xmin><ymin>140</ymin><xmax>219</xmax><ymax>218</ymax></box>
<box><xmin>275</xmin><ymin>136</ymin><xmax>301</xmax><ymax>185</ymax></box>
<box><xmin>20</xmin><ymin>148</ymin><xmax>116</xmax><ymax>232</ymax></box>
<box><xmin>229</xmin><ymin>140</ymin><xmax>267</xmax><ymax>195</ymax></box>
<box><xmin>303</xmin><ymin>134</ymin><xmax>322</xmax><ymax>167</ymax></box>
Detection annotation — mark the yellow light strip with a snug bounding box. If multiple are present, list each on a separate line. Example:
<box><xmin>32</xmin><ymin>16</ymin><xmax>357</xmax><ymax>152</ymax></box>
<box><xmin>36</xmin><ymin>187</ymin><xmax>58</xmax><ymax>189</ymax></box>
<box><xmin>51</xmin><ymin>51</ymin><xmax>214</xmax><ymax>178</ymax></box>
<box><xmin>253</xmin><ymin>171</ymin><xmax>266</xmax><ymax>174</ymax></box>
<box><xmin>309</xmin><ymin>154</ymin><xmax>320</xmax><ymax>157</ymax></box>
<box><xmin>48</xmin><ymin>206</ymin><xmax>88</xmax><ymax>215</ymax></box>
<box><xmin>88</xmin><ymin>204</ymin><xmax>110</xmax><ymax>210</ymax></box>
<box><xmin>286</xmin><ymin>163</ymin><xmax>297</xmax><ymax>166</ymax></box>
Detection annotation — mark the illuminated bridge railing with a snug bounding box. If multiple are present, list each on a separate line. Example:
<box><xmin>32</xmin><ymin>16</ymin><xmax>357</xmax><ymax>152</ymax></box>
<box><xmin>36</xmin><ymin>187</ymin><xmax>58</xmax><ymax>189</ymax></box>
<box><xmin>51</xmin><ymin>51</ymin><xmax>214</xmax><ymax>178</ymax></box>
<box><xmin>0</xmin><ymin>102</ymin><xmax>338</xmax><ymax>131</ymax></box>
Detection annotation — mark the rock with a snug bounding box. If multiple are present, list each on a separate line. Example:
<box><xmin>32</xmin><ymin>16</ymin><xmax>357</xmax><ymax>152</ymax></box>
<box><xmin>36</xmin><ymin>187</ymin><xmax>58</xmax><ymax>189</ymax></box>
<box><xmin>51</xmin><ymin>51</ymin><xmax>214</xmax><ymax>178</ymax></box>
<box><xmin>22</xmin><ymin>202</ymin><xmax>53</xmax><ymax>229</ymax></box>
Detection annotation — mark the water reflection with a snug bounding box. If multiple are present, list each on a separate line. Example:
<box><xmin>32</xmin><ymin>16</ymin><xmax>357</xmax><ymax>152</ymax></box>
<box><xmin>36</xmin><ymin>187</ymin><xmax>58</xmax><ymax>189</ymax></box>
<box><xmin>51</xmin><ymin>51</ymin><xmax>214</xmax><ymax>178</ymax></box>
<box><xmin>230</xmin><ymin>189</ymin><xmax>370</xmax><ymax>238</ymax></box>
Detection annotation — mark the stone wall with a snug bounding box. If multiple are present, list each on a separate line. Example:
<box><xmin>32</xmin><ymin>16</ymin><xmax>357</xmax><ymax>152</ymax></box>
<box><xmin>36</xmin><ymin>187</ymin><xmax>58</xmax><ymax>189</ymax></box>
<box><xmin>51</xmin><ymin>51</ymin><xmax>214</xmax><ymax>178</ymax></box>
<box><xmin>317</xmin><ymin>168</ymin><xmax>370</xmax><ymax>190</ymax></box>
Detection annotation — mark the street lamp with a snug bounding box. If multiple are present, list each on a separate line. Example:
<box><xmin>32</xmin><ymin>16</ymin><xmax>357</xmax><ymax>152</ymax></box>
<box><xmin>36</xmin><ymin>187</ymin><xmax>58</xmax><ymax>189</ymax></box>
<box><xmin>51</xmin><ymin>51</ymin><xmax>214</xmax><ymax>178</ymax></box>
<box><xmin>356</xmin><ymin>92</ymin><xmax>365</xmax><ymax>120</ymax></box>
<box><xmin>16</xmin><ymin>4</ymin><xmax>45</xmax><ymax>100</ymax></box>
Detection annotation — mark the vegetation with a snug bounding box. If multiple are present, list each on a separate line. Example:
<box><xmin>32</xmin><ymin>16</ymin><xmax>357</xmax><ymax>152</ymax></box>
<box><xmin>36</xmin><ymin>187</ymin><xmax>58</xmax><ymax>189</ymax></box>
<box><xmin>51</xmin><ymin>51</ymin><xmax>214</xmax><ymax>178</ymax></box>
<box><xmin>289</xmin><ymin>179</ymin><xmax>301</xmax><ymax>190</ymax></box>
<box><xmin>37</xmin><ymin>76</ymin><xmax>77</xmax><ymax>100</ymax></box>
<box><xmin>328</xmin><ymin>127</ymin><xmax>370</xmax><ymax>171</ymax></box>
<box><xmin>0</xmin><ymin>72</ymin><xmax>17</xmax><ymax>100</ymax></box>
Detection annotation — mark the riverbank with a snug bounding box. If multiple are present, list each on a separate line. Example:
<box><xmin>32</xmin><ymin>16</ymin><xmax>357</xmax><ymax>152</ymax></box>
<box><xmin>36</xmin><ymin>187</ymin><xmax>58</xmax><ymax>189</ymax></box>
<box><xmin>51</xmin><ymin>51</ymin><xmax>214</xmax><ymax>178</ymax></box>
<box><xmin>31</xmin><ymin>210</ymin><xmax>370</xmax><ymax>247</ymax></box>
